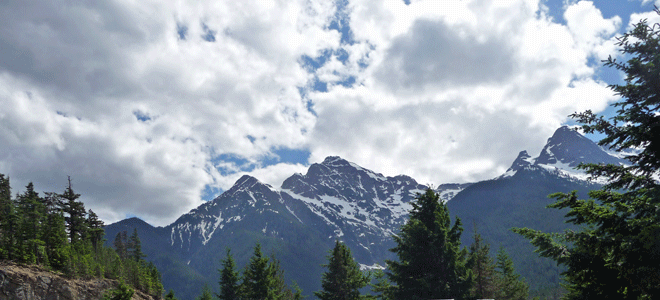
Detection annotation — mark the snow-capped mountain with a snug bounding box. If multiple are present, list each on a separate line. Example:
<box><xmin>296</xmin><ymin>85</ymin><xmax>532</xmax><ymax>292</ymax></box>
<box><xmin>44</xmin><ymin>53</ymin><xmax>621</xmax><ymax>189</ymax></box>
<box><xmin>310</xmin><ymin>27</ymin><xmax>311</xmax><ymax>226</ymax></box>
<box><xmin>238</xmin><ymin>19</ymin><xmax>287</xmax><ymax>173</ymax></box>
<box><xmin>501</xmin><ymin>126</ymin><xmax>628</xmax><ymax>182</ymax></box>
<box><xmin>104</xmin><ymin>126</ymin><xmax>625</xmax><ymax>299</ymax></box>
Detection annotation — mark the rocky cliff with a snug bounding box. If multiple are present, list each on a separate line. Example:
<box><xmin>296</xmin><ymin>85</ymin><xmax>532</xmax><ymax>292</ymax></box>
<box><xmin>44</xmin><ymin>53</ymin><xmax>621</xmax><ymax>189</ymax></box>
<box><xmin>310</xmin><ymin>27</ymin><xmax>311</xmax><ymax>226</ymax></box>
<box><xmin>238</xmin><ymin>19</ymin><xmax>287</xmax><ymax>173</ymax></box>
<box><xmin>0</xmin><ymin>261</ymin><xmax>158</xmax><ymax>300</ymax></box>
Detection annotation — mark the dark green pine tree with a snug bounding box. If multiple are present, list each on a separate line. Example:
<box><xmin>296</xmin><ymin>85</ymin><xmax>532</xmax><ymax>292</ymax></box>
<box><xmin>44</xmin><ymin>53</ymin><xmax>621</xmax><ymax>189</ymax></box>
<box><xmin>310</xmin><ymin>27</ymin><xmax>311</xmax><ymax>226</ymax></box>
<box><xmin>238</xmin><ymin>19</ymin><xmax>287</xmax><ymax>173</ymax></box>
<box><xmin>114</xmin><ymin>231</ymin><xmax>128</xmax><ymax>260</ymax></box>
<box><xmin>128</xmin><ymin>228</ymin><xmax>145</xmax><ymax>262</ymax></box>
<box><xmin>386</xmin><ymin>188</ymin><xmax>471</xmax><ymax>300</ymax></box>
<box><xmin>494</xmin><ymin>247</ymin><xmax>528</xmax><ymax>300</ymax></box>
<box><xmin>315</xmin><ymin>240</ymin><xmax>369</xmax><ymax>300</ymax></box>
<box><xmin>467</xmin><ymin>231</ymin><xmax>496</xmax><ymax>299</ymax></box>
<box><xmin>0</xmin><ymin>174</ymin><xmax>18</xmax><ymax>260</ymax></box>
<box><xmin>59</xmin><ymin>177</ymin><xmax>87</xmax><ymax>244</ymax></box>
<box><xmin>196</xmin><ymin>284</ymin><xmax>214</xmax><ymax>300</ymax></box>
<box><xmin>42</xmin><ymin>206</ymin><xmax>69</xmax><ymax>270</ymax></box>
<box><xmin>86</xmin><ymin>209</ymin><xmax>105</xmax><ymax>252</ymax></box>
<box><xmin>16</xmin><ymin>182</ymin><xmax>47</xmax><ymax>264</ymax></box>
<box><xmin>217</xmin><ymin>248</ymin><xmax>240</xmax><ymax>300</ymax></box>
<box><xmin>164</xmin><ymin>290</ymin><xmax>178</xmax><ymax>300</ymax></box>
<box><xmin>240</xmin><ymin>243</ymin><xmax>275</xmax><ymax>300</ymax></box>
<box><xmin>513</xmin><ymin>9</ymin><xmax>660</xmax><ymax>299</ymax></box>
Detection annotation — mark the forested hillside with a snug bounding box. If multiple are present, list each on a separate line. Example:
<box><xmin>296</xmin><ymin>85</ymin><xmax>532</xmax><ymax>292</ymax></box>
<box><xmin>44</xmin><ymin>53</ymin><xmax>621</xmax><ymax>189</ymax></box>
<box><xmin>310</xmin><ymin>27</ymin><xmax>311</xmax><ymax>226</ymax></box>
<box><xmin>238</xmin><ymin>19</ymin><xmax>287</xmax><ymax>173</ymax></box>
<box><xmin>0</xmin><ymin>175</ymin><xmax>164</xmax><ymax>299</ymax></box>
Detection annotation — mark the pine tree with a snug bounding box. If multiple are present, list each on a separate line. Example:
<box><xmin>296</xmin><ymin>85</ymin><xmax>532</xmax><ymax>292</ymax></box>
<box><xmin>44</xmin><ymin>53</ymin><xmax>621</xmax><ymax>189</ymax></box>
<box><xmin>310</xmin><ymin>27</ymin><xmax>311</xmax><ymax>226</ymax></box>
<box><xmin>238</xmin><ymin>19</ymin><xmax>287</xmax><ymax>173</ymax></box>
<box><xmin>0</xmin><ymin>174</ymin><xmax>18</xmax><ymax>260</ymax></box>
<box><xmin>59</xmin><ymin>177</ymin><xmax>87</xmax><ymax>244</ymax></box>
<box><xmin>86</xmin><ymin>209</ymin><xmax>105</xmax><ymax>251</ymax></box>
<box><xmin>386</xmin><ymin>188</ymin><xmax>471</xmax><ymax>300</ymax></box>
<box><xmin>217</xmin><ymin>248</ymin><xmax>240</xmax><ymax>300</ymax></box>
<box><xmin>467</xmin><ymin>231</ymin><xmax>496</xmax><ymax>299</ymax></box>
<box><xmin>513</xmin><ymin>9</ymin><xmax>660</xmax><ymax>299</ymax></box>
<box><xmin>128</xmin><ymin>228</ymin><xmax>145</xmax><ymax>262</ymax></box>
<box><xmin>494</xmin><ymin>247</ymin><xmax>528</xmax><ymax>300</ymax></box>
<box><xmin>240</xmin><ymin>243</ymin><xmax>275</xmax><ymax>300</ymax></box>
<box><xmin>315</xmin><ymin>240</ymin><xmax>369</xmax><ymax>300</ymax></box>
<box><xmin>369</xmin><ymin>269</ymin><xmax>392</xmax><ymax>300</ymax></box>
<box><xmin>197</xmin><ymin>284</ymin><xmax>214</xmax><ymax>300</ymax></box>
<box><xmin>16</xmin><ymin>182</ymin><xmax>47</xmax><ymax>264</ymax></box>
<box><xmin>164</xmin><ymin>290</ymin><xmax>178</xmax><ymax>300</ymax></box>
<box><xmin>114</xmin><ymin>231</ymin><xmax>128</xmax><ymax>260</ymax></box>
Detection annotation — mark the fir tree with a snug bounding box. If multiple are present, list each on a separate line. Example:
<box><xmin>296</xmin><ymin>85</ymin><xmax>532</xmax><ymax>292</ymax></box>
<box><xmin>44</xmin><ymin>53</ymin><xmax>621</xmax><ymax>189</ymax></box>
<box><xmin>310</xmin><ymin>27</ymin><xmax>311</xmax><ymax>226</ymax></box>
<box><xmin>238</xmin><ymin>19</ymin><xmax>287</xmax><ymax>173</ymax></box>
<box><xmin>164</xmin><ymin>290</ymin><xmax>178</xmax><ymax>300</ymax></box>
<box><xmin>129</xmin><ymin>228</ymin><xmax>145</xmax><ymax>262</ymax></box>
<box><xmin>494</xmin><ymin>247</ymin><xmax>528</xmax><ymax>300</ymax></box>
<box><xmin>218</xmin><ymin>248</ymin><xmax>240</xmax><ymax>300</ymax></box>
<box><xmin>315</xmin><ymin>240</ymin><xmax>369</xmax><ymax>300</ymax></box>
<box><xmin>59</xmin><ymin>177</ymin><xmax>87</xmax><ymax>244</ymax></box>
<box><xmin>86</xmin><ymin>209</ymin><xmax>105</xmax><ymax>251</ymax></box>
<box><xmin>0</xmin><ymin>174</ymin><xmax>17</xmax><ymax>260</ymax></box>
<box><xmin>16</xmin><ymin>182</ymin><xmax>46</xmax><ymax>264</ymax></box>
<box><xmin>513</xmin><ymin>9</ymin><xmax>660</xmax><ymax>299</ymax></box>
<box><xmin>114</xmin><ymin>231</ymin><xmax>128</xmax><ymax>260</ymax></box>
<box><xmin>467</xmin><ymin>231</ymin><xmax>496</xmax><ymax>299</ymax></box>
<box><xmin>197</xmin><ymin>284</ymin><xmax>214</xmax><ymax>300</ymax></box>
<box><xmin>386</xmin><ymin>188</ymin><xmax>471</xmax><ymax>300</ymax></box>
<box><xmin>241</xmin><ymin>243</ymin><xmax>275</xmax><ymax>300</ymax></box>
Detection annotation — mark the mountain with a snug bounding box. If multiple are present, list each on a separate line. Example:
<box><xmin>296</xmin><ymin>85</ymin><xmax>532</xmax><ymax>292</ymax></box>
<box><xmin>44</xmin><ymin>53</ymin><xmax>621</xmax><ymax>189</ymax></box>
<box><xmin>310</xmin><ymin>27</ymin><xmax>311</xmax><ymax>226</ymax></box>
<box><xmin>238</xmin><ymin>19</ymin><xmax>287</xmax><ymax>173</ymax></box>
<box><xmin>447</xmin><ymin>125</ymin><xmax>627</xmax><ymax>293</ymax></box>
<box><xmin>104</xmin><ymin>126</ymin><xmax>624</xmax><ymax>299</ymax></box>
<box><xmin>106</xmin><ymin>156</ymin><xmax>451</xmax><ymax>299</ymax></box>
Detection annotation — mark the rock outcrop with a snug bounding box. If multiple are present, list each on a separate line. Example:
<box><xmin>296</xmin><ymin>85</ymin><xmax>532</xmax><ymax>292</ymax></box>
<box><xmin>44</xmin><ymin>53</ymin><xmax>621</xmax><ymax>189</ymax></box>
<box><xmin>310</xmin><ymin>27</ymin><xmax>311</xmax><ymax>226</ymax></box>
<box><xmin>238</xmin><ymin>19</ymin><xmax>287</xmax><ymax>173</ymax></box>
<box><xmin>0</xmin><ymin>260</ymin><xmax>158</xmax><ymax>300</ymax></box>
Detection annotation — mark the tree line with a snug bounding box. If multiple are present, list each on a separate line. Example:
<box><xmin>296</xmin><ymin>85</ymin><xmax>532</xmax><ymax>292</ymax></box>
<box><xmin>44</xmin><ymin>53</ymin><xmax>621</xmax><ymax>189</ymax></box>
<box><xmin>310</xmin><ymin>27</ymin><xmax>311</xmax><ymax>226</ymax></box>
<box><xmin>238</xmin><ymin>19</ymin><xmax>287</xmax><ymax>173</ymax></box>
<box><xmin>201</xmin><ymin>188</ymin><xmax>529</xmax><ymax>300</ymax></box>
<box><xmin>0</xmin><ymin>175</ymin><xmax>163</xmax><ymax>298</ymax></box>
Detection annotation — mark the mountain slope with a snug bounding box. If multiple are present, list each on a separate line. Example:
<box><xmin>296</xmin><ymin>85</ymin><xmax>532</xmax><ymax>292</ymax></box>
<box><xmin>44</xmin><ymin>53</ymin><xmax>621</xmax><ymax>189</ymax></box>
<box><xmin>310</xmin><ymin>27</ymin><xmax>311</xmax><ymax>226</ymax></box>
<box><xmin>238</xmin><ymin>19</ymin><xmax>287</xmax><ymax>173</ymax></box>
<box><xmin>104</xmin><ymin>126</ymin><xmax>624</xmax><ymax>299</ymax></box>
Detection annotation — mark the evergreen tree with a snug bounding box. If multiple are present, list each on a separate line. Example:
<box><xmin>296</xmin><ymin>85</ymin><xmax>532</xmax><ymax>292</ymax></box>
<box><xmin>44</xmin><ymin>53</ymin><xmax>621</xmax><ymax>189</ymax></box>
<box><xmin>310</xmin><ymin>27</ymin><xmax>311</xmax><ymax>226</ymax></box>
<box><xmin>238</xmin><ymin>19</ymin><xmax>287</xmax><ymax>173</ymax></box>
<box><xmin>114</xmin><ymin>231</ymin><xmax>128</xmax><ymax>260</ymax></box>
<box><xmin>129</xmin><ymin>228</ymin><xmax>145</xmax><ymax>262</ymax></box>
<box><xmin>86</xmin><ymin>209</ymin><xmax>105</xmax><ymax>251</ymax></box>
<box><xmin>315</xmin><ymin>240</ymin><xmax>369</xmax><ymax>300</ymax></box>
<box><xmin>164</xmin><ymin>290</ymin><xmax>178</xmax><ymax>300</ymax></box>
<box><xmin>0</xmin><ymin>174</ymin><xmax>18</xmax><ymax>260</ymax></box>
<box><xmin>217</xmin><ymin>248</ymin><xmax>240</xmax><ymax>300</ymax></box>
<box><xmin>197</xmin><ymin>284</ymin><xmax>214</xmax><ymax>300</ymax></box>
<box><xmin>513</xmin><ymin>10</ymin><xmax>660</xmax><ymax>299</ymax></box>
<box><xmin>369</xmin><ymin>270</ymin><xmax>392</xmax><ymax>300</ymax></box>
<box><xmin>386</xmin><ymin>188</ymin><xmax>471</xmax><ymax>300</ymax></box>
<box><xmin>59</xmin><ymin>177</ymin><xmax>87</xmax><ymax>244</ymax></box>
<box><xmin>16</xmin><ymin>182</ymin><xmax>47</xmax><ymax>264</ymax></box>
<box><xmin>494</xmin><ymin>248</ymin><xmax>528</xmax><ymax>300</ymax></box>
<box><xmin>467</xmin><ymin>231</ymin><xmax>496</xmax><ymax>299</ymax></box>
<box><xmin>240</xmin><ymin>243</ymin><xmax>275</xmax><ymax>300</ymax></box>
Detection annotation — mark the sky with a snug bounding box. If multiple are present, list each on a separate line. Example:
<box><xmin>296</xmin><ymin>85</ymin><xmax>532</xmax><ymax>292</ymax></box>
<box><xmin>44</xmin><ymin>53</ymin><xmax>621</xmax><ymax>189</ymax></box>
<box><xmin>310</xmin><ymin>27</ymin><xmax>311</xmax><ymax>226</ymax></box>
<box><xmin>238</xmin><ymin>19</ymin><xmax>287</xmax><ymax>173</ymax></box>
<box><xmin>1</xmin><ymin>0</ymin><xmax>659</xmax><ymax>227</ymax></box>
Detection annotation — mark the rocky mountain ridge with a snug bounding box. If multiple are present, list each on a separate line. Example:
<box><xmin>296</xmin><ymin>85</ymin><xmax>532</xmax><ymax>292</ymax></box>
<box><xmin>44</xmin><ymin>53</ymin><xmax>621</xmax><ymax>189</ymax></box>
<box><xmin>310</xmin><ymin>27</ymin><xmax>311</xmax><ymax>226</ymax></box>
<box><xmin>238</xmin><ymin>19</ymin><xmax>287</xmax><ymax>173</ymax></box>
<box><xmin>105</xmin><ymin>126</ymin><xmax>626</xmax><ymax>299</ymax></box>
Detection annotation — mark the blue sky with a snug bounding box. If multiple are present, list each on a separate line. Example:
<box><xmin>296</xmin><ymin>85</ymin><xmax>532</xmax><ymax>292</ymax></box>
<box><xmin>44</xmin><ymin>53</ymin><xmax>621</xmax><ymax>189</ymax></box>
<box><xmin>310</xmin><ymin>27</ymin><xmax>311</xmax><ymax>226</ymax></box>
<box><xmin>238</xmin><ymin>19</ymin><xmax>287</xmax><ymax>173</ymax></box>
<box><xmin>1</xmin><ymin>0</ymin><xmax>659</xmax><ymax>226</ymax></box>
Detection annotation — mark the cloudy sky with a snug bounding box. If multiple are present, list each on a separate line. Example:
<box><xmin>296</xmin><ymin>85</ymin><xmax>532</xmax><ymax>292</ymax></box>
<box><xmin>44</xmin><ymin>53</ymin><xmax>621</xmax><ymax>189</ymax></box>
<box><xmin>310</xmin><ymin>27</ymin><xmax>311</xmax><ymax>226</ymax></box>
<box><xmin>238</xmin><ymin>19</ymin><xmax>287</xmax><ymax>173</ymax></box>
<box><xmin>1</xmin><ymin>0</ymin><xmax>659</xmax><ymax>226</ymax></box>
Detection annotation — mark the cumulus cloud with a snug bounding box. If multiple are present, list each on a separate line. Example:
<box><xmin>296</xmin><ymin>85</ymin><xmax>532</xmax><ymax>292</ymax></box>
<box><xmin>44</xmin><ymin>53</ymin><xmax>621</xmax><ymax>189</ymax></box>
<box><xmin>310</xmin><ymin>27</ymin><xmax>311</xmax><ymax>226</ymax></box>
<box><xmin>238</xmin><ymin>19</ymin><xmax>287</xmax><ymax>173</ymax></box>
<box><xmin>0</xmin><ymin>0</ymin><xmax>648</xmax><ymax>226</ymax></box>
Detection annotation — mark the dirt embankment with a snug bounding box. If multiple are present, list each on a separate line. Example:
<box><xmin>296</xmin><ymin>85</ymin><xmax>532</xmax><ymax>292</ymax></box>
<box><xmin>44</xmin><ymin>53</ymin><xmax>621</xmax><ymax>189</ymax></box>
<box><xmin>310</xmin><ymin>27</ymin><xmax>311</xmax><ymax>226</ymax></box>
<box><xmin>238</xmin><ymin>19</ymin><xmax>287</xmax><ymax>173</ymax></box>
<box><xmin>0</xmin><ymin>260</ymin><xmax>159</xmax><ymax>300</ymax></box>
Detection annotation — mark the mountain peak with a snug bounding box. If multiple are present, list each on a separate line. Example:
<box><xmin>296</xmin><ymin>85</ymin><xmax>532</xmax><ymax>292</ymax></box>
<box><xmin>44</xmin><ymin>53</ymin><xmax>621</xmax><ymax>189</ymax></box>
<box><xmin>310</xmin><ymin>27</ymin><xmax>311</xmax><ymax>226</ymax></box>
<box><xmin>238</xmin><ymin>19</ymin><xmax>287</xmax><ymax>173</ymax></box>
<box><xmin>507</xmin><ymin>150</ymin><xmax>534</xmax><ymax>172</ymax></box>
<box><xmin>536</xmin><ymin>126</ymin><xmax>624</xmax><ymax>167</ymax></box>
<box><xmin>321</xmin><ymin>156</ymin><xmax>349</xmax><ymax>166</ymax></box>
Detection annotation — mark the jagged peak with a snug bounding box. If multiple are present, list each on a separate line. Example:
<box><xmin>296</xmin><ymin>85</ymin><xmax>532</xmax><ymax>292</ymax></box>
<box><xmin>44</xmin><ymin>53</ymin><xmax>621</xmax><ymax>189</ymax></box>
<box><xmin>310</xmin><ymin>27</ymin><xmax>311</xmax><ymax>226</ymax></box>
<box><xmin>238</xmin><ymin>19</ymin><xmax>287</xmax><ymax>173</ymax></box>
<box><xmin>321</xmin><ymin>156</ymin><xmax>349</xmax><ymax>166</ymax></box>
<box><xmin>507</xmin><ymin>150</ymin><xmax>535</xmax><ymax>172</ymax></box>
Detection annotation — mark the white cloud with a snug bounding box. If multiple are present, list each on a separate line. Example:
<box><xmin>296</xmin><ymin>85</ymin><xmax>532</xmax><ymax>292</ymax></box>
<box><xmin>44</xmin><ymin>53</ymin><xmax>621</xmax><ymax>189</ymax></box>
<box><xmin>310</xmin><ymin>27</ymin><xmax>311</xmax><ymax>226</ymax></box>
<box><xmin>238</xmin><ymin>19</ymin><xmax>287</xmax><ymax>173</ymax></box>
<box><xmin>0</xmin><ymin>0</ymin><xmax>648</xmax><ymax>226</ymax></box>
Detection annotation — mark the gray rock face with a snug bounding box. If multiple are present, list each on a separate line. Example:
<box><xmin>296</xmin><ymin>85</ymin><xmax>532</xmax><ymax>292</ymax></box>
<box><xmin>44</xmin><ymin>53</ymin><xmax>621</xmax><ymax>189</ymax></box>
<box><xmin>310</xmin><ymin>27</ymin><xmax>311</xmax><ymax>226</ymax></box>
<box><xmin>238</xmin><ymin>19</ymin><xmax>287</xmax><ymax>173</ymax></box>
<box><xmin>0</xmin><ymin>261</ymin><xmax>156</xmax><ymax>300</ymax></box>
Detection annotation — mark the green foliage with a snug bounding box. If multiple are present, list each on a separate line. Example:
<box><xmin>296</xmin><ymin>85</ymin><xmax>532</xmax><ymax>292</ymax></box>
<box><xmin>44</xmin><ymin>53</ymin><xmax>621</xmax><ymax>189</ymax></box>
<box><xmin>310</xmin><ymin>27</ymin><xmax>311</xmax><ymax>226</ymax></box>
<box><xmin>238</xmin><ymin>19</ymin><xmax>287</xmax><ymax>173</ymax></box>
<box><xmin>218</xmin><ymin>248</ymin><xmax>240</xmax><ymax>300</ymax></box>
<box><xmin>314</xmin><ymin>240</ymin><xmax>369</xmax><ymax>300</ymax></box>
<box><xmin>164</xmin><ymin>289</ymin><xmax>178</xmax><ymax>300</ymax></box>
<box><xmin>369</xmin><ymin>270</ymin><xmax>392</xmax><ymax>300</ymax></box>
<box><xmin>386</xmin><ymin>188</ymin><xmax>471</xmax><ymax>300</ymax></box>
<box><xmin>0</xmin><ymin>174</ymin><xmax>164</xmax><ymax>299</ymax></box>
<box><xmin>514</xmin><ymin>9</ymin><xmax>660</xmax><ymax>299</ymax></box>
<box><xmin>494</xmin><ymin>247</ymin><xmax>529</xmax><ymax>300</ymax></box>
<box><xmin>102</xmin><ymin>280</ymin><xmax>135</xmax><ymax>300</ymax></box>
<box><xmin>197</xmin><ymin>283</ymin><xmax>215</xmax><ymax>300</ymax></box>
<box><xmin>467</xmin><ymin>231</ymin><xmax>496</xmax><ymax>299</ymax></box>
